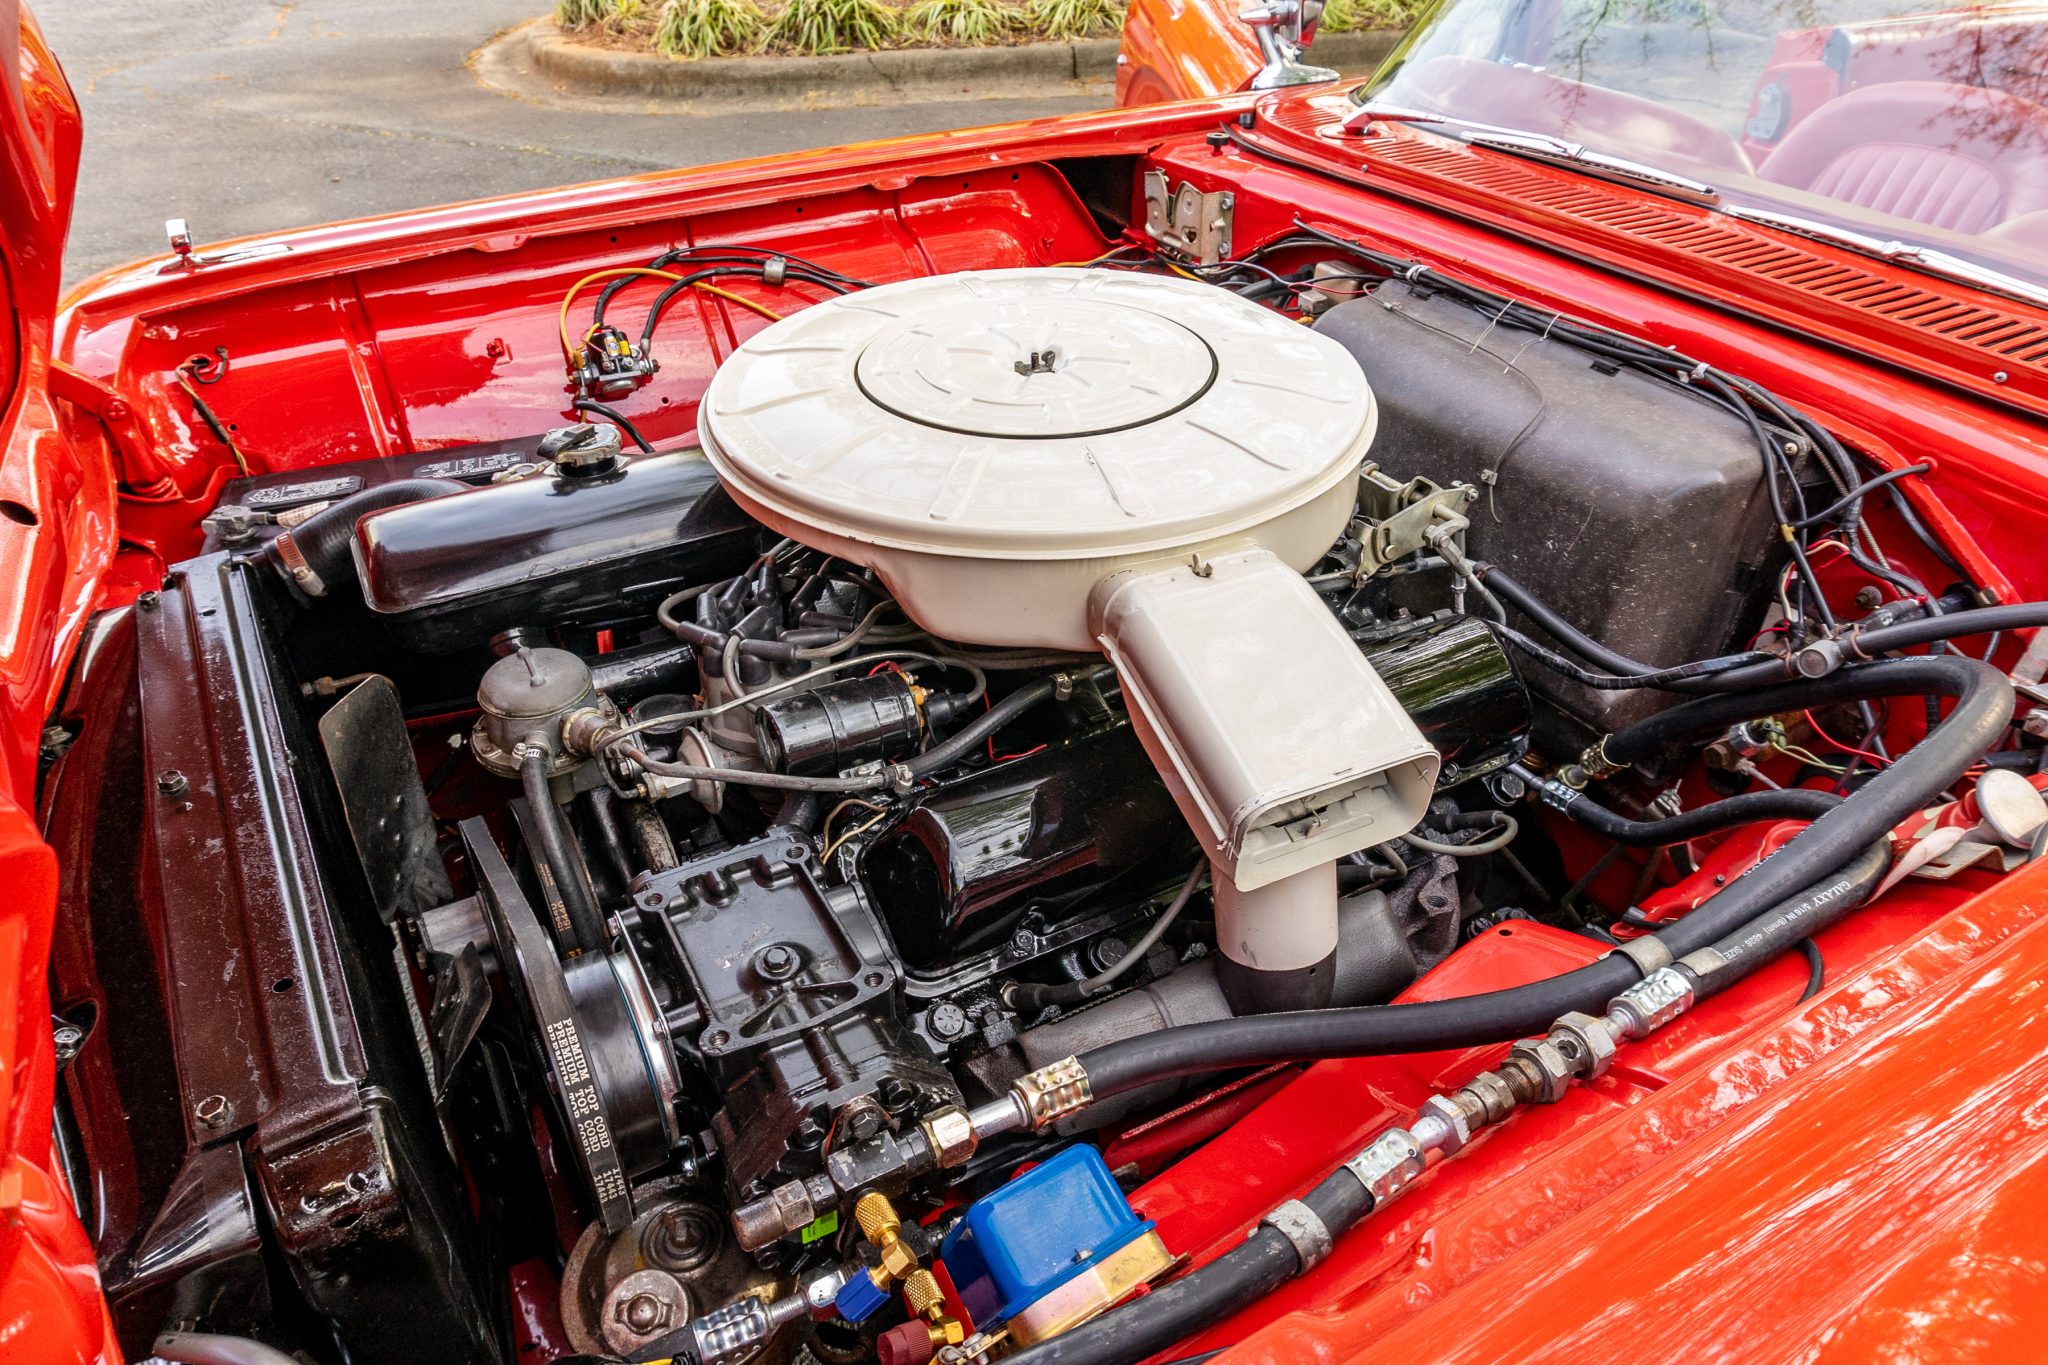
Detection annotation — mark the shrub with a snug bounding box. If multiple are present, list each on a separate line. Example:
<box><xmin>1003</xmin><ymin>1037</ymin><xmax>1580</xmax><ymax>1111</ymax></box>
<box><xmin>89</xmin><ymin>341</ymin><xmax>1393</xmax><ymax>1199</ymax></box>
<box><xmin>1024</xmin><ymin>0</ymin><xmax>1123</xmax><ymax>39</ymax></box>
<box><xmin>557</xmin><ymin>0</ymin><xmax>616</xmax><ymax>28</ymax></box>
<box><xmin>764</xmin><ymin>0</ymin><xmax>902</xmax><ymax>51</ymax></box>
<box><xmin>903</xmin><ymin>0</ymin><xmax>1025</xmax><ymax>44</ymax></box>
<box><xmin>657</xmin><ymin>0</ymin><xmax>769</xmax><ymax>56</ymax></box>
<box><xmin>1318</xmin><ymin>0</ymin><xmax>1415</xmax><ymax>30</ymax></box>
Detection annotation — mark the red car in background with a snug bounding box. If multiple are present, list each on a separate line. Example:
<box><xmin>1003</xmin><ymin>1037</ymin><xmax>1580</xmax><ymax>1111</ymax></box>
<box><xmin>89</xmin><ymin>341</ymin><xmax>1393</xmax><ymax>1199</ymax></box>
<box><xmin>7</xmin><ymin>0</ymin><xmax>2048</xmax><ymax>1361</ymax></box>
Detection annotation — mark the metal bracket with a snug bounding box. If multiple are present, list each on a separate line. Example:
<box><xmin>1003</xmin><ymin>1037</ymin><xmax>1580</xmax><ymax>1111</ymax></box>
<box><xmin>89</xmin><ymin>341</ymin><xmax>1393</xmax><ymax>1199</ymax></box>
<box><xmin>1143</xmin><ymin>170</ymin><xmax>1234</xmax><ymax>266</ymax></box>
<box><xmin>1353</xmin><ymin>464</ymin><xmax>1479</xmax><ymax>577</ymax></box>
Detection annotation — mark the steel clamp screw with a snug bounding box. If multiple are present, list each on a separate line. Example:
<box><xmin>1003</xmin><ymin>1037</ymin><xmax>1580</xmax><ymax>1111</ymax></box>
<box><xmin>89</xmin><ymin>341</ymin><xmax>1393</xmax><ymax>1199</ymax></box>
<box><xmin>194</xmin><ymin>1094</ymin><xmax>234</xmax><ymax>1130</ymax></box>
<box><xmin>156</xmin><ymin>769</ymin><xmax>189</xmax><ymax>798</ymax></box>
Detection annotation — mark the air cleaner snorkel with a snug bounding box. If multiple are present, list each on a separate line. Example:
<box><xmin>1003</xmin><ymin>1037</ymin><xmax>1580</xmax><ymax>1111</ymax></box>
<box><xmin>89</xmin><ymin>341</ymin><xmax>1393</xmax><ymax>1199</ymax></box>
<box><xmin>697</xmin><ymin>267</ymin><xmax>1437</xmax><ymax>1016</ymax></box>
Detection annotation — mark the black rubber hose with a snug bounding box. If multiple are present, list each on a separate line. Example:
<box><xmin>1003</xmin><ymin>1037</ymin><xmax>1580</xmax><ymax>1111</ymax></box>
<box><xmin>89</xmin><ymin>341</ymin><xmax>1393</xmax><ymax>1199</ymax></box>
<box><xmin>264</xmin><ymin>477</ymin><xmax>464</xmax><ymax>598</ymax></box>
<box><xmin>1850</xmin><ymin>602</ymin><xmax>2048</xmax><ymax>657</ymax></box>
<box><xmin>1000</xmin><ymin>1166</ymin><xmax>1371</xmax><ymax>1365</ymax></box>
<box><xmin>520</xmin><ymin>749</ymin><xmax>608</xmax><ymax>954</ymax></box>
<box><xmin>1600</xmin><ymin>656</ymin><xmax>2000</xmax><ymax>769</ymax></box>
<box><xmin>903</xmin><ymin>667</ymin><xmax>1113</xmax><ymax>776</ymax></box>
<box><xmin>1074</xmin><ymin>657</ymin><xmax>2010</xmax><ymax>1099</ymax></box>
<box><xmin>1681</xmin><ymin>842</ymin><xmax>1891</xmax><ymax>998</ymax></box>
<box><xmin>1697</xmin><ymin>601</ymin><xmax>2046</xmax><ymax>692</ymax></box>
<box><xmin>1506</xmin><ymin>762</ymin><xmax>1840</xmax><ymax>845</ymax></box>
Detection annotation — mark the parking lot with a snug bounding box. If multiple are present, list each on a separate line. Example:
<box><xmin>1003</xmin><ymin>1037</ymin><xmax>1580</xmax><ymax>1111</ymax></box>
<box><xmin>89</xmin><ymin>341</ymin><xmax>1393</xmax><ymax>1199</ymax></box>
<box><xmin>36</xmin><ymin>0</ymin><xmax>1105</xmax><ymax>287</ymax></box>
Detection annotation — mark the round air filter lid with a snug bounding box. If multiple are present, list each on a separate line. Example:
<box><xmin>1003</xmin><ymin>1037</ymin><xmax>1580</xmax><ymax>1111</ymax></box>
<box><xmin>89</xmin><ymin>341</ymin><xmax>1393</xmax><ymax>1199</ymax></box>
<box><xmin>698</xmin><ymin>268</ymin><xmax>1375</xmax><ymax>561</ymax></box>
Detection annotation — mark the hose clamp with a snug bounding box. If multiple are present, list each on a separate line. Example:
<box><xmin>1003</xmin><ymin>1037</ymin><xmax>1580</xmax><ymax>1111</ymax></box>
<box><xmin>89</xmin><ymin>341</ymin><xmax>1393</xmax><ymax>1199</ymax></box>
<box><xmin>1577</xmin><ymin>735</ymin><xmax>1624</xmax><ymax>782</ymax></box>
<box><xmin>1260</xmin><ymin>1199</ymin><xmax>1333</xmax><ymax>1272</ymax></box>
<box><xmin>1344</xmin><ymin>1128</ymin><xmax>1427</xmax><ymax>1207</ymax></box>
<box><xmin>1609</xmin><ymin>936</ymin><xmax>1673</xmax><ymax>977</ymax></box>
<box><xmin>271</xmin><ymin>530</ymin><xmax>327</xmax><ymax>597</ymax></box>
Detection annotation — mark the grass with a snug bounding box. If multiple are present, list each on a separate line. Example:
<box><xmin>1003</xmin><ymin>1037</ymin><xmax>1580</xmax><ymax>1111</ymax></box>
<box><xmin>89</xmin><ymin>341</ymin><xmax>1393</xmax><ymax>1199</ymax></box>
<box><xmin>763</xmin><ymin>0</ymin><xmax>902</xmax><ymax>51</ymax></box>
<box><xmin>1023</xmin><ymin>0</ymin><xmax>1123</xmax><ymax>38</ymax></box>
<box><xmin>657</xmin><ymin>0</ymin><xmax>769</xmax><ymax>55</ymax></box>
<box><xmin>902</xmin><ymin>0</ymin><xmax>1024</xmax><ymax>44</ymax></box>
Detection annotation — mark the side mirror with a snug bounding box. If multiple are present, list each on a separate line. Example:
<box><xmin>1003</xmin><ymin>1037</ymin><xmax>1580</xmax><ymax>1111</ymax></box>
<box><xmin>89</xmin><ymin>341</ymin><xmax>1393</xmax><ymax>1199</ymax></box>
<box><xmin>1239</xmin><ymin>0</ymin><xmax>1340</xmax><ymax>89</ymax></box>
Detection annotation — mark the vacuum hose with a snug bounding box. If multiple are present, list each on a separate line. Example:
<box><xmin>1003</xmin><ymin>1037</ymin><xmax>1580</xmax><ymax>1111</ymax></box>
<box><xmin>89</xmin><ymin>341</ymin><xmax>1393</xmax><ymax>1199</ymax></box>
<box><xmin>520</xmin><ymin>748</ymin><xmax>608</xmax><ymax>953</ymax></box>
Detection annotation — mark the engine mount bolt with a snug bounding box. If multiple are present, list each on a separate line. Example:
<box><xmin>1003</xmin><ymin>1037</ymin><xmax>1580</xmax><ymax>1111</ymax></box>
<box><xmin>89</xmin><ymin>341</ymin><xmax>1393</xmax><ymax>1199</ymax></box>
<box><xmin>757</xmin><ymin>943</ymin><xmax>799</xmax><ymax>978</ymax></box>
<box><xmin>52</xmin><ymin>1024</ymin><xmax>84</xmax><ymax>1063</ymax></box>
<box><xmin>194</xmin><ymin>1094</ymin><xmax>234</xmax><ymax>1130</ymax></box>
<box><xmin>156</xmin><ymin>769</ymin><xmax>189</xmax><ymax>798</ymax></box>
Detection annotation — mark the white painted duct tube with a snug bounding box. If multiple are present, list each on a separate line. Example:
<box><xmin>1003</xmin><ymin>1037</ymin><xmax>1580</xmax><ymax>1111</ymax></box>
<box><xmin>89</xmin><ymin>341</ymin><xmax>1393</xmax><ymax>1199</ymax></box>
<box><xmin>1093</xmin><ymin>544</ymin><xmax>1437</xmax><ymax>1006</ymax></box>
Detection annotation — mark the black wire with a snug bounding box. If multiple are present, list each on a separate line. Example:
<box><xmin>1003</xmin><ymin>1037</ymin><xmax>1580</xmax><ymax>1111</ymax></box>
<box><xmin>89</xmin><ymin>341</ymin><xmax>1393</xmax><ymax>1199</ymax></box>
<box><xmin>571</xmin><ymin>399</ymin><xmax>655</xmax><ymax>453</ymax></box>
<box><xmin>1794</xmin><ymin>464</ymin><xmax>1932</xmax><ymax>529</ymax></box>
<box><xmin>1795</xmin><ymin>937</ymin><xmax>1826</xmax><ymax>1002</ymax></box>
<box><xmin>637</xmin><ymin>265</ymin><xmax>853</xmax><ymax>348</ymax></box>
<box><xmin>592</xmin><ymin>243</ymin><xmax>873</xmax><ymax>319</ymax></box>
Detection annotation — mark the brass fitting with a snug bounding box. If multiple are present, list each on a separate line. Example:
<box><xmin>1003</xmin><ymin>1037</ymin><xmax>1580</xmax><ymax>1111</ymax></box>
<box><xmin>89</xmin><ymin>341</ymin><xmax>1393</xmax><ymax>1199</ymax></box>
<box><xmin>901</xmin><ymin>1268</ymin><xmax>964</xmax><ymax>1343</ymax></box>
<box><xmin>855</xmin><ymin>1192</ymin><xmax>919</xmax><ymax>1283</ymax></box>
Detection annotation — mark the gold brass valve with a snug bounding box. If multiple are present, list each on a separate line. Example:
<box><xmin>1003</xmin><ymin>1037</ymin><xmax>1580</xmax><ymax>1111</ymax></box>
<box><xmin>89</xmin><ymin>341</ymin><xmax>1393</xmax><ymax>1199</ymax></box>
<box><xmin>903</xmin><ymin>1269</ymin><xmax>967</xmax><ymax>1348</ymax></box>
<box><xmin>855</xmin><ymin>1192</ymin><xmax>920</xmax><ymax>1284</ymax></box>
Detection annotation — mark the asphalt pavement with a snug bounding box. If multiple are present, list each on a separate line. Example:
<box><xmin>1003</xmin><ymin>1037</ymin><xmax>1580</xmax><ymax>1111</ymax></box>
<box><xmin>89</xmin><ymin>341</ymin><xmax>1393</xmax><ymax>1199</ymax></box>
<box><xmin>34</xmin><ymin>0</ymin><xmax>1107</xmax><ymax>289</ymax></box>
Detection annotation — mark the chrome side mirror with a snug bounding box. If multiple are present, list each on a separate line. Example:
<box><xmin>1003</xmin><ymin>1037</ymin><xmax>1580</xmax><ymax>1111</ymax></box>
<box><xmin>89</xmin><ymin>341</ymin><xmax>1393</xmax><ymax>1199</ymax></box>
<box><xmin>1240</xmin><ymin>0</ymin><xmax>1340</xmax><ymax>89</ymax></box>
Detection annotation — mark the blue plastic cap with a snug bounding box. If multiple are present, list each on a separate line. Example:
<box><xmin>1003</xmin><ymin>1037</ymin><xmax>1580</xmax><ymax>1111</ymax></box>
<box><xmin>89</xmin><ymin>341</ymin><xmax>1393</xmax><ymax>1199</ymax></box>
<box><xmin>835</xmin><ymin>1267</ymin><xmax>891</xmax><ymax>1324</ymax></box>
<box><xmin>938</xmin><ymin>1145</ymin><xmax>1155</xmax><ymax>1329</ymax></box>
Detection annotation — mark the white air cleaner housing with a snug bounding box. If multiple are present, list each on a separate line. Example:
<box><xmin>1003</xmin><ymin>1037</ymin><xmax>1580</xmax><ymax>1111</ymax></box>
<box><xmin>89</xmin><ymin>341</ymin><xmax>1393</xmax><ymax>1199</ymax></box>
<box><xmin>700</xmin><ymin>269</ymin><xmax>1437</xmax><ymax>978</ymax></box>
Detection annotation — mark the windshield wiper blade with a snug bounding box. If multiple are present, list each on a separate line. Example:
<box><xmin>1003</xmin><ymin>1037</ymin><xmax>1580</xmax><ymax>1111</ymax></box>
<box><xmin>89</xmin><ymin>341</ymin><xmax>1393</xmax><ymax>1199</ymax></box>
<box><xmin>1343</xmin><ymin>102</ymin><xmax>1720</xmax><ymax>205</ymax></box>
<box><xmin>1722</xmin><ymin>206</ymin><xmax>2048</xmax><ymax>311</ymax></box>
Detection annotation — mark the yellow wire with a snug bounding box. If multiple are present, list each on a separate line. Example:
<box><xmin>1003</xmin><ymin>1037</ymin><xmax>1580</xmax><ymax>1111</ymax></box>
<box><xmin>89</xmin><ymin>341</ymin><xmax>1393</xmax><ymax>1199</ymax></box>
<box><xmin>1053</xmin><ymin>245</ymin><xmax>1144</xmax><ymax>268</ymax></box>
<box><xmin>820</xmin><ymin>798</ymin><xmax>890</xmax><ymax>862</ymax></box>
<box><xmin>556</xmin><ymin>267</ymin><xmax>784</xmax><ymax>363</ymax></box>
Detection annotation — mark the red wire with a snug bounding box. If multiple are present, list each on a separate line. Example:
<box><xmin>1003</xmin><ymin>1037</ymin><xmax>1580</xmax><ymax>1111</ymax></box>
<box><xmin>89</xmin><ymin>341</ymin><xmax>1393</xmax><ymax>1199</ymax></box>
<box><xmin>978</xmin><ymin>690</ymin><xmax>1046</xmax><ymax>763</ymax></box>
<box><xmin>1803</xmin><ymin>708</ymin><xmax>1892</xmax><ymax>768</ymax></box>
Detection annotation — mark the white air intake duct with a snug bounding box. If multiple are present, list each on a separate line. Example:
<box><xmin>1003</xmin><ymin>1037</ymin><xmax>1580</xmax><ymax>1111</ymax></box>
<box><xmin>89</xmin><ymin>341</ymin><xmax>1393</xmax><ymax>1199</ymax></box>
<box><xmin>699</xmin><ymin>268</ymin><xmax>1438</xmax><ymax>1006</ymax></box>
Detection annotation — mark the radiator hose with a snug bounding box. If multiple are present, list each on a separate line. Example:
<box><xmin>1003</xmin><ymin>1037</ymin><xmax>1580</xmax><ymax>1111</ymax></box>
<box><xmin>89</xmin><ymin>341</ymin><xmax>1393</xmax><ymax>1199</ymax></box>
<box><xmin>1069</xmin><ymin>655</ymin><xmax>2009</xmax><ymax>1100</ymax></box>
<box><xmin>264</xmin><ymin>477</ymin><xmax>465</xmax><ymax>598</ymax></box>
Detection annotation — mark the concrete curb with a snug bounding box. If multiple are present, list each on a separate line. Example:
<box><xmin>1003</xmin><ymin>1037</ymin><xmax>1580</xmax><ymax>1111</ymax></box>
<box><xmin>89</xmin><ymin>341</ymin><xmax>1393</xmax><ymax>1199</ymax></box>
<box><xmin>521</xmin><ymin>20</ymin><xmax>1398</xmax><ymax>104</ymax></box>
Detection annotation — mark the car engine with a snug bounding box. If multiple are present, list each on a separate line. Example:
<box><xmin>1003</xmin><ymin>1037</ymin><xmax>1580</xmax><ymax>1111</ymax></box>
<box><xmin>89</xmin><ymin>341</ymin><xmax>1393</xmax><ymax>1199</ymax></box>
<box><xmin>103</xmin><ymin>238</ymin><xmax>1888</xmax><ymax>1365</ymax></box>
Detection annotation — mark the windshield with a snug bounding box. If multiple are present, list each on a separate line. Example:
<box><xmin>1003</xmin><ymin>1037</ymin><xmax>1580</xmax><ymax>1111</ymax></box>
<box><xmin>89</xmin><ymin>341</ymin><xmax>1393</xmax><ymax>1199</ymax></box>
<box><xmin>1359</xmin><ymin>0</ymin><xmax>2048</xmax><ymax>289</ymax></box>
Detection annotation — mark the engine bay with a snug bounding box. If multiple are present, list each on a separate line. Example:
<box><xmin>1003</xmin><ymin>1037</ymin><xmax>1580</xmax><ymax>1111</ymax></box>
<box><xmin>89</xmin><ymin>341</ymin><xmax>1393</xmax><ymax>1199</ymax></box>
<box><xmin>41</xmin><ymin>142</ymin><xmax>2048</xmax><ymax>1365</ymax></box>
